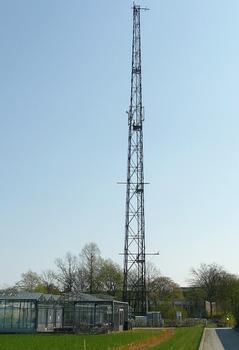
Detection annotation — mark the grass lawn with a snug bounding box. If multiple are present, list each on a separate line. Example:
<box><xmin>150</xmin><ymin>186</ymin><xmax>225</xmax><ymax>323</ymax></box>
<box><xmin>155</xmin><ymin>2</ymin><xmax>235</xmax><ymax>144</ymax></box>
<box><xmin>153</xmin><ymin>327</ymin><xmax>204</xmax><ymax>350</ymax></box>
<box><xmin>0</xmin><ymin>329</ymin><xmax>164</xmax><ymax>350</ymax></box>
<box><xmin>0</xmin><ymin>327</ymin><xmax>203</xmax><ymax>350</ymax></box>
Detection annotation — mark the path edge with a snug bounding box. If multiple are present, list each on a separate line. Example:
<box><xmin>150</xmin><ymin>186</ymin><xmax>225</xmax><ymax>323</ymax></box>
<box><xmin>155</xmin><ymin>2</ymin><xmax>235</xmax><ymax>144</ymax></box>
<box><xmin>198</xmin><ymin>327</ymin><xmax>206</xmax><ymax>350</ymax></box>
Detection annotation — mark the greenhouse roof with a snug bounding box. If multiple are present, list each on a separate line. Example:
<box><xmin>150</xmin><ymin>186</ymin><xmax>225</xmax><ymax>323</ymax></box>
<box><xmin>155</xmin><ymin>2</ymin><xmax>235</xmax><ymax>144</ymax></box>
<box><xmin>0</xmin><ymin>292</ymin><xmax>60</xmax><ymax>302</ymax></box>
<box><xmin>62</xmin><ymin>292</ymin><xmax>106</xmax><ymax>302</ymax></box>
<box><xmin>0</xmin><ymin>291</ymin><xmax>128</xmax><ymax>305</ymax></box>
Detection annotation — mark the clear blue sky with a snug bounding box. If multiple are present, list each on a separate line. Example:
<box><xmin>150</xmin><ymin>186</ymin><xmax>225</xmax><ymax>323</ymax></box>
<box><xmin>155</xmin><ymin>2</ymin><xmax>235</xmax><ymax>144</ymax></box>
<box><xmin>1</xmin><ymin>0</ymin><xmax>239</xmax><ymax>287</ymax></box>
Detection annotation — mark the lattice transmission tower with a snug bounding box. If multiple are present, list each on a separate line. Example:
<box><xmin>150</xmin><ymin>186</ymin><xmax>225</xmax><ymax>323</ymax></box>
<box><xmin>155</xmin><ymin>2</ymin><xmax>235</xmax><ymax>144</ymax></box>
<box><xmin>123</xmin><ymin>3</ymin><xmax>148</xmax><ymax>316</ymax></box>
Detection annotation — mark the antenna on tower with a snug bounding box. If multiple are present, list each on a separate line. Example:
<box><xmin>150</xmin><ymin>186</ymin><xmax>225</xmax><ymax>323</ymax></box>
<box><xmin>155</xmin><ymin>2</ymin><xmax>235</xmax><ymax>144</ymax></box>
<box><xmin>122</xmin><ymin>3</ymin><xmax>149</xmax><ymax>316</ymax></box>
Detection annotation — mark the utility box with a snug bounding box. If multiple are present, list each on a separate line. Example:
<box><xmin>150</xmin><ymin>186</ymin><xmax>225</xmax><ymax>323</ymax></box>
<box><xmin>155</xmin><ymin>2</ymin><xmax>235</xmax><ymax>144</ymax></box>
<box><xmin>147</xmin><ymin>312</ymin><xmax>162</xmax><ymax>327</ymax></box>
<box><xmin>134</xmin><ymin>316</ymin><xmax>147</xmax><ymax>327</ymax></box>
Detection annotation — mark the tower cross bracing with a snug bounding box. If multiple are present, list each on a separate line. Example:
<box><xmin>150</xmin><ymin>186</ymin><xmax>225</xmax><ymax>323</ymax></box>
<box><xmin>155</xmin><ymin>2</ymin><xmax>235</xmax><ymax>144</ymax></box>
<box><xmin>123</xmin><ymin>3</ymin><xmax>148</xmax><ymax>316</ymax></box>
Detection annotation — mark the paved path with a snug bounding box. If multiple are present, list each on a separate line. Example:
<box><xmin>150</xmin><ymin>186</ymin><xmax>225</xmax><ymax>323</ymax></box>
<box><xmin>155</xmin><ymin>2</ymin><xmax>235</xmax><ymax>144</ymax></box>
<box><xmin>202</xmin><ymin>328</ymin><xmax>224</xmax><ymax>350</ymax></box>
<box><xmin>201</xmin><ymin>328</ymin><xmax>239</xmax><ymax>350</ymax></box>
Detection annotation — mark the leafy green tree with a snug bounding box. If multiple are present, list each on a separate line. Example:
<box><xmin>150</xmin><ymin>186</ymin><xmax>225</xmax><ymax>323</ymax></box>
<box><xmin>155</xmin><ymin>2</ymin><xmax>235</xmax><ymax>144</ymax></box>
<box><xmin>182</xmin><ymin>287</ymin><xmax>207</xmax><ymax>318</ymax></box>
<box><xmin>36</xmin><ymin>270</ymin><xmax>60</xmax><ymax>294</ymax></box>
<box><xmin>148</xmin><ymin>276</ymin><xmax>182</xmax><ymax>311</ymax></box>
<box><xmin>97</xmin><ymin>259</ymin><xmax>123</xmax><ymax>297</ymax></box>
<box><xmin>15</xmin><ymin>270</ymin><xmax>41</xmax><ymax>291</ymax></box>
<box><xmin>190</xmin><ymin>263</ymin><xmax>225</xmax><ymax>317</ymax></box>
<box><xmin>216</xmin><ymin>272</ymin><xmax>239</xmax><ymax>319</ymax></box>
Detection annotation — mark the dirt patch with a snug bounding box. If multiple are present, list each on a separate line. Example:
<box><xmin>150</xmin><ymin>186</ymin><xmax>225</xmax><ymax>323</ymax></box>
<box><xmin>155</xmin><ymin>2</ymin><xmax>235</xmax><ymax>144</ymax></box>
<box><xmin>116</xmin><ymin>329</ymin><xmax>174</xmax><ymax>350</ymax></box>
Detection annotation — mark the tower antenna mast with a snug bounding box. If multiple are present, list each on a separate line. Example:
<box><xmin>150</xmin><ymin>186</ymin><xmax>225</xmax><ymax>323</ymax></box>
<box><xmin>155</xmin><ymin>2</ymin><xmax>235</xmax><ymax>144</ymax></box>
<box><xmin>123</xmin><ymin>3</ymin><xmax>149</xmax><ymax>315</ymax></box>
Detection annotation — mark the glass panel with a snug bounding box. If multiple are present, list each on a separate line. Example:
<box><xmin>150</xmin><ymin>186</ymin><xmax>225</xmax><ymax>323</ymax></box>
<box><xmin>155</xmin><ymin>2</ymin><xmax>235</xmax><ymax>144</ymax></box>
<box><xmin>0</xmin><ymin>300</ymin><xmax>36</xmax><ymax>330</ymax></box>
<box><xmin>0</xmin><ymin>302</ymin><xmax>5</xmax><ymax>328</ymax></box>
<box><xmin>4</xmin><ymin>303</ymin><xmax>13</xmax><ymax>328</ymax></box>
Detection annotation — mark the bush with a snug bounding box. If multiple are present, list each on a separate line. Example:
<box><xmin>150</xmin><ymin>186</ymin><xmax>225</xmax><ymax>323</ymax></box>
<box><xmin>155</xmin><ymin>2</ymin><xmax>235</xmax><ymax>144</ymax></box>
<box><xmin>212</xmin><ymin>312</ymin><xmax>236</xmax><ymax>327</ymax></box>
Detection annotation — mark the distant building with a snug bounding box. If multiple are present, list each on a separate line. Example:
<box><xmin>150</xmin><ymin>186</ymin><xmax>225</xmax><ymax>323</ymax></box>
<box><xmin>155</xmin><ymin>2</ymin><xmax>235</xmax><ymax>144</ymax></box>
<box><xmin>205</xmin><ymin>300</ymin><xmax>216</xmax><ymax>316</ymax></box>
<box><xmin>0</xmin><ymin>292</ymin><xmax>129</xmax><ymax>333</ymax></box>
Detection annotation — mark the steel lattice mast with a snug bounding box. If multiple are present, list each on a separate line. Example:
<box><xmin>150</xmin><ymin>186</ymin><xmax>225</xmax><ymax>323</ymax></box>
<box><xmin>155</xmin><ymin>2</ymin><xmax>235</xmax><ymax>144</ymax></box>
<box><xmin>123</xmin><ymin>3</ymin><xmax>148</xmax><ymax>316</ymax></box>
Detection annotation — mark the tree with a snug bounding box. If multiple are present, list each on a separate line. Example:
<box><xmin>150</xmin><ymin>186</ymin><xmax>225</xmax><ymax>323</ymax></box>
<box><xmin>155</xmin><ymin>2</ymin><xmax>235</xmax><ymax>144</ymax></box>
<box><xmin>74</xmin><ymin>266</ymin><xmax>88</xmax><ymax>293</ymax></box>
<box><xmin>148</xmin><ymin>276</ymin><xmax>182</xmax><ymax>311</ymax></box>
<box><xmin>0</xmin><ymin>286</ymin><xmax>18</xmax><ymax>295</ymax></box>
<box><xmin>55</xmin><ymin>252</ymin><xmax>78</xmax><ymax>293</ymax></box>
<box><xmin>146</xmin><ymin>261</ymin><xmax>161</xmax><ymax>287</ymax></box>
<box><xmin>34</xmin><ymin>270</ymin><xmax>60</xmax><ymax>294</ymax></box>
<box><xmin>190</xmin><ymin>263</ymin><xmax>225</xmax><ymax>317</ymax></box>
<box><xmin>183</xmin><ymin>287</ymin><xmax>207</xmax><ymax>318</ymax></box>
<box><xmin>97</xmin><ymin>259</ymin><xmax>123</xmax><ymax>297</ymax></box>
<box><xmin>216</xmin><ymin>272</ymin><xmax>239</xmax><ymax>316</ymax></box>
<box><xmin>15</xmin><ymin>270</ymin><xmax>41</xmax><ymax>291</ymax></box>
<box><xmin>80</xmin><ymin>242</ymin><xmax>101</xmax><ymax>294</ymax></box>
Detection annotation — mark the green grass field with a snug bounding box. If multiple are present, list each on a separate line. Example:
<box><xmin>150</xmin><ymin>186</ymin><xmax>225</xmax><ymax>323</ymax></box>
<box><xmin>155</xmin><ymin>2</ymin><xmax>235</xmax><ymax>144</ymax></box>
<box><xmin>155</xmin><ymin>327</ymin><xmax>204</xmax><ymax>350</ymax></box>
<box><xmin>0</xmin><ymin>329</ymin><xmax>162</xmax><ymax>350</ymax></box>
<box><xmin>0</xmin><ymin>327</ymin><xmax>203</xmax><ymax>350</ymax></box>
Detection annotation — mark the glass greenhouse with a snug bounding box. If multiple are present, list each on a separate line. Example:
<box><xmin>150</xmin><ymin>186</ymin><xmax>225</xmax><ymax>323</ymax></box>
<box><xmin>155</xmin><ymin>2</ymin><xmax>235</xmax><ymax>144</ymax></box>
<box><xmin>0</xmin><ymin>292</ymin><xmax>128</xmax><ymax>333</ymax></box>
